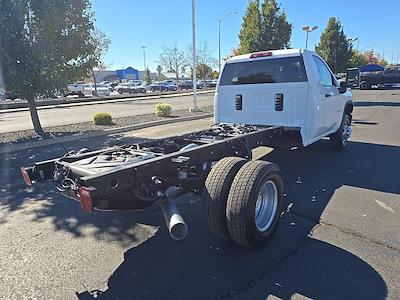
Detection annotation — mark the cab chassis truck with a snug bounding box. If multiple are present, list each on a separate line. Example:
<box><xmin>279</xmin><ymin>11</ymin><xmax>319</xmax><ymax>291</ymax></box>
<box><xmin>21</xmin><ymin>49</ymin><xmax>353</xmax><ymax>248</ymax></box>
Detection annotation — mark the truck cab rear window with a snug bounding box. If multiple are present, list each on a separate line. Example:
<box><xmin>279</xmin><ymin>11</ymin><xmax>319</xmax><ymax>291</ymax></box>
<box><xmin>220</xmin><ymin>56</ymin><xmax>307</xmax><ymax>85</ymax></box>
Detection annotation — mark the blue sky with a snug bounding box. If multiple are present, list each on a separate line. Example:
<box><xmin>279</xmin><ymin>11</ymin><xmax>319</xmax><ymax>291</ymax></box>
<box><xmin>92</xmin><ymin>0</ymin><xmax>400</xmax><ymax>71</ymax></box>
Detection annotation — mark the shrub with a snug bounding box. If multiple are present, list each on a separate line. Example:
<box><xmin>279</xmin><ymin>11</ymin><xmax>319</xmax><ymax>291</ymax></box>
<box><xmin>155</xmin><ymin>103</ymin><xmax>172</xmax><ymax>117</ymax></box>
<box><xmin>93</xmin><ymin>112</ymin><xmax>112</xmax><ymax>125</ymax></box>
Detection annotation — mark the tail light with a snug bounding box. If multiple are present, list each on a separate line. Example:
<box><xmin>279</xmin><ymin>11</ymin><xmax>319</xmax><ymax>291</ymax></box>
<box><xmin>21</xmin><ymin>168</ymin><xmax>33</xmax><ymax>186</ymax></box>
<box><xmin>78</xmin><ymin>186</ymin><xmax>95</xmax><ymax>213</ymax></box>
<box><xmin>250</xmin><ymin>51</ymin><xmax>273</xmax><ymax>59</ymax></box>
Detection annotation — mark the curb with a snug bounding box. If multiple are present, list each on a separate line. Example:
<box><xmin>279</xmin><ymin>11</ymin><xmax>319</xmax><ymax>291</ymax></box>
<box><xmin>0</xmin><ymin>113</ymin><xmax>214</xmax><ymax>154</ymax></box>
<box><xmin>0</xmin><ymin>90</ymin><xmax>215</xmax><ymax>113</ymax></box>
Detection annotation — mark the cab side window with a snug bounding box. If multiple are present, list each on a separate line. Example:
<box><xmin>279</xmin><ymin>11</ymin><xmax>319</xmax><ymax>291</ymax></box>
<box><xmin>313</xmin><ymin>56</ymin><xmax>336</xmax><ymax>87</ymax></box>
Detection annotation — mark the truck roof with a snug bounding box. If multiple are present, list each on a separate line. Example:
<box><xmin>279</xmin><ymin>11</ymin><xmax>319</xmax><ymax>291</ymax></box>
<box><xmin>226</xmin><ymin>48</ymin><xmax>310</xmax><ymax>64</ymax></box>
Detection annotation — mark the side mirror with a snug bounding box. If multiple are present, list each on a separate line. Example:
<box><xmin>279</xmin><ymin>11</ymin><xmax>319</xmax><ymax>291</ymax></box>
<box><xmin>338</xmin><ymin>81</ymin><xmax>347</xmax><ymax>94</ymax></box>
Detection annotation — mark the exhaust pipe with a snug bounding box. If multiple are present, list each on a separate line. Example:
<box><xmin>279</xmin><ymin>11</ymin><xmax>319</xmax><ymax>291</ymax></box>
<box><xmin>160</xmin><ymin>196</ymin><xmax>188</xmax><ymax>241</ymax></box>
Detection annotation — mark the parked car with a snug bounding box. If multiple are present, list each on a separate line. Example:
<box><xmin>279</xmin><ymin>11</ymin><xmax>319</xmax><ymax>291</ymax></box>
<box><xmin>209</xmin><ymin>79</ymin><xmax>218</xmax><ymax>88</ymax></box>
<box><xmin>128</xmin><ymin>82</ymin><xmax>146</xmax><ymax>93</ymax></box>
<box><xmin>346</xmin><ymin>66</ymin><xmax>400</xmax><ymax>89</ymax></box>
<box><xmin>179</xmin><ymin>80</ymin><xmax>201</xmax><ymax>90</ymax></box>
<box><xmin>66</xmin><ymin>81</ymin><xmax>86</xmax><ymax>97</ymax></box>
<box><xmin>99</xmin><ymin>81</ymin><xmax>113</xmax><ymax>92</ymax></box>
<box><xmin>0</xmin><ymin>88</ymin><xmax>17</xmax><ymax>100</ymax></box>
<box><xmin>114</xmin><ymin>83</ymin><xmax>133</xmax><ymax>94</ymax></box>
<box><xmin>128</xmin><ymin>80</ymin><xmax>144</xmax><ymax>87</ymax></box>
<box><xmin>149</xmin><ymin>82</ymin><xmax>177</xmax><ymax>92</ymax></box>
<box><xmin>111</xmin><ymin>80</ymin><xmax>120</xmax><ymax>89</ymax></box>
<box><xmin>83</xmin><ymin>84</ymin><xmax>111</xmax><ymax>97</ymax></box>
<box><xmin>198</xmin><ymin>79</ymin><xmax>211</xmax><ymax>88</ymax></box>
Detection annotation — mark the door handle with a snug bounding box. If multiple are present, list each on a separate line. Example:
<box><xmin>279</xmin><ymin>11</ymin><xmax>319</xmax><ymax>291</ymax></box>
<box><xmin>325</xmin><ymin>93</ymin><xmax>332</xmax><ymax>97</ymax></box>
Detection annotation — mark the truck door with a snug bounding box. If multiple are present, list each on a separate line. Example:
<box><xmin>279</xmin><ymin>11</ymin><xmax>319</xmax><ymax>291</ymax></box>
<box><xmin>383</xmin><ymin>68</ymin><xmax>396</xmax><ymax>84</ymax></box>
<box><xmin>397</xmin><ymin>68</ymin><xmax>400</xmax><ymax>84</ymax></box>
<box><xmin>312</xmin><ymin>56</ymin><xmax>343</xmax><ymax>134</ymax></box>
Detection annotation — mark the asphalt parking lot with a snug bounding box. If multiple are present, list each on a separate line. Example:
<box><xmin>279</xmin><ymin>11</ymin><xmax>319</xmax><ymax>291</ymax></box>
<box><xmin>0</xmin><ymin>89</ymin><xmax>399</xmax><ymax>299</ymax></box>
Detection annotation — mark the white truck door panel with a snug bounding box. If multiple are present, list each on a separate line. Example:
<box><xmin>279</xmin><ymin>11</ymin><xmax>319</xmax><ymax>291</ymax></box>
<box><xmin>312</xmin><ymin>56</ymin><xmax>343</xmax><ymax>134</ymax></box>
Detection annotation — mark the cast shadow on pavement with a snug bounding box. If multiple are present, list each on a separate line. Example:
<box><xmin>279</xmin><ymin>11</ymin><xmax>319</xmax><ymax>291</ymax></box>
<box><xmin>355</xmin><ymin>101</ymin><xmax>400</xmax><ymax>107</ymax></box>
<box><xmin>0</xmin><ymin>133</ymin><xmax>160</xmax><ymax>246</ymax></box>
<box><xmin>75</xmin><ymin>139</ymin><xmax>399</xmax><ymax>299</ymax></box>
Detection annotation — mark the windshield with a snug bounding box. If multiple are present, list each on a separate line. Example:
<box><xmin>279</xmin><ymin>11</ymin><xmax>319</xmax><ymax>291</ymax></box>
<box><xmin>220</xmin><ymin>56</ymin><xmax>307</xmax><ymax>85</ymax></box>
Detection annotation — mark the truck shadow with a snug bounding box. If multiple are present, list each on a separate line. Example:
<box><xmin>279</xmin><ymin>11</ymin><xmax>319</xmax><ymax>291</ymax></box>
<box><xmin>75</xmin><ymin>139</ymin><xmax>399</xmax><ymax>299</ymax></box>
<box><xmin>355</xmin><ymin>101</ymin><xmax>400</xmax><ymax>107</ymax></box>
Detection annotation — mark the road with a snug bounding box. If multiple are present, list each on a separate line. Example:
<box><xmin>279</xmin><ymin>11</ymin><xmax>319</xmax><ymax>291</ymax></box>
<box><xmin>0</xmin><ymin>93</ymin><xmax>214</xmax><ymax>133</ymax></box>
<box><xmin>0</xmin><ymin>90</ymin><xmax>399</xmax><ymax>299</ymax></box>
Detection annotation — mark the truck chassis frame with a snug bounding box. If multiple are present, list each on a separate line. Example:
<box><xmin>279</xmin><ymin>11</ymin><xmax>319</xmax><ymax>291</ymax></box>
<box><xmin>22</xmin><ymin>123</ymin><xmax>291</xmax><ymax>247</ymax></box>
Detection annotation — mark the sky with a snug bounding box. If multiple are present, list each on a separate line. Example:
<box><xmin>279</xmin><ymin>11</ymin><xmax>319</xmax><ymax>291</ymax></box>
<box><xmin>92</xmin><ymin>0</ymin><xmax>400</xmax><ymax>71</ymax></box>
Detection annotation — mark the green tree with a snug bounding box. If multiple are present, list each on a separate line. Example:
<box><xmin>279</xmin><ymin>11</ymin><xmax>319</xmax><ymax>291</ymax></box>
<box><xmin>0</xmin><ymin>0</ymin><xmax>102</xmax><ymax>136</ymax></box>
<box><xmin>196</xmin><ymin>64</ymin><xmax>212</xmax><ymax>81</ymax></box>
<box><xmin>315</xmin><ymin>17</ymin><xmax>352</xmax><ymax>73</ymax></box>
<box><xmin>259</xmin><ymin>0</ymin><xmax>292</xmax><ymax>50</ymax></box>
<box><xmin>144</xmin><ymin>68</ymin><xmax>151</xmax><ymax>84</ymax></box>
<box><xmin>350</xmin><ymin>50</ymin><xmax>367</xmax><ymax>68</ymax></box>
<box><xmin>238</xmin><ymin>0</ymin><xmax>261</xmax><ymax>54</ymax></box>
<box><xmin>237</xmin><ymin>0</ymin><xmax>292</xmax><ymax>54</ymax></box>
<box><xmin>211</xmin><ymin>71</ymin><xmax>219</xmax><ymax>79</ymax></box>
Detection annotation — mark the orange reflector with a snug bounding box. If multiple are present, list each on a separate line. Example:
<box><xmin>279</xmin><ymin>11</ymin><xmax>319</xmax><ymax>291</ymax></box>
<box><xmin>250</xmin><ymin>51</ymin><xmax>273</xmax><ymax>59</ymax></box>
<box><xmin>21</xmin><ymin>168</ymin><xmax>32</xmax><ymax>186</ymax></box>
<box><xmin>78</xmin><ymin>186</ymin><xmax>94</xmax><ymax>213</ymax></box>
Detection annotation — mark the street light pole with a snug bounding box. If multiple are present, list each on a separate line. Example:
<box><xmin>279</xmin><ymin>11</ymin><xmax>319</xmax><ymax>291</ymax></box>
<box><xmin>302</xmin><ymin>25</ymin><xmax>318</xmax><ymax>50</ymax></box>
<box><xmin>218</xmin><ymin>20</ymin><xmax>221</xmax><ymax>74</ymax></box>
<box><xmin>218</xmin><ymin>11</ymin><xmax>237</xmax><ymax>75</ymax></box>
<box><xmin>142</xmin><ymin>46</ymin><xmax>146</xmax><ymax>72</ymax></box>
<box><xmin>305</xmin><ymin>31</ymin><xmax>309</xmax><ymax>50</ymax></box>
<box><xmin>191</xmin><ymin>0</ymin><xmax>199</xmax><ymax>111</ymax></box>
<box><xmin>348</xmin><ymin>37</ymin><xmax>359</xmax><ymax>51</ymax></box>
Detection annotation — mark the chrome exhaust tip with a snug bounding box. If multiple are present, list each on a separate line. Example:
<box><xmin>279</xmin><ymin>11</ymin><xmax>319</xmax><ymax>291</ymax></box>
<box><xmin>160</xmin><ymin>198</ymin><xmax>188</xmax><ymax>240</ymax></box>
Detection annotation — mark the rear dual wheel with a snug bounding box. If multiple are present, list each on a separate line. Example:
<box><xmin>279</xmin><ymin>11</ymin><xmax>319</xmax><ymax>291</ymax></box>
<box><xmin>203</xmin><ymin>157</ymin><xmax>247</xmax><ymax>239</ymax></box>
<box><xmin>203</xmin><ymin>158</ymin><xmax>283</xmax><ymax>248</ymax></box>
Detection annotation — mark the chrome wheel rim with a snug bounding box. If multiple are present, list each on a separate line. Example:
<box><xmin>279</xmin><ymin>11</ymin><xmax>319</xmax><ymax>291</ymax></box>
<box><xmin>255</xmin><ymin>180</ymin><xmax>278</xmax><ymax>232</ymax></box>
<box><xmin>342</xmin><ymin>115</ymin><xmax>352</xmax><ymax>146</ymax></box>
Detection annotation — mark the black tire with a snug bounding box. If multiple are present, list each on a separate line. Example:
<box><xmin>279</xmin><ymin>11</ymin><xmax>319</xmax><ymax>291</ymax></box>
<box><xmin>329</xmin><ymin>113</ymin><xmax>352</xmax><ymax>150</ymax></box>
<box><xmin>226</xmin><ymin>160</ymin><xmax>283</xmax><ymax>248</ymax></box>
<box><xmin>359</xmin><ymin>81</ymin><xmax>371</xmax><ymax>90</ymax></box>
<box><xmin>203</xmin><ymin>157</ymin><xmax>247</xmax><ymax>239</ymax></box>
<box><xmin>118</xmin><ymin>89</ymin><xmax>123</xmax><ymax>95</ymax></box>
<box><xmin>78</xmin><ymin>92</ymin><xmax>84</xmax><ymax>98</ymax></box>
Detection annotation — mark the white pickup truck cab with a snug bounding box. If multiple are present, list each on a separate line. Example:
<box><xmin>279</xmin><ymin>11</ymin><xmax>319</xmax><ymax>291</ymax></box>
<box><xmin>215</xmin><ymin>49</ymin><xmax>353</xmax><ymax>150</ymax></box>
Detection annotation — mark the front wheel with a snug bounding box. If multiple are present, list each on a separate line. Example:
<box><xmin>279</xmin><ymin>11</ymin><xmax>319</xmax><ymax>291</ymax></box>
<box><xmin>359</xmin><ymin>81</ymin><xmax>371</xmax><ymax>90</ymax></box>
<box><xmin>330</xmin><ymin>113</ymin><xmax>352</xmax><ymax>150</ymax></box>
<box><xmin>226</xmin><ymin>160</ymin><xmax>283</xmax><ymax>248</ymax></box>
